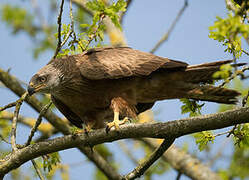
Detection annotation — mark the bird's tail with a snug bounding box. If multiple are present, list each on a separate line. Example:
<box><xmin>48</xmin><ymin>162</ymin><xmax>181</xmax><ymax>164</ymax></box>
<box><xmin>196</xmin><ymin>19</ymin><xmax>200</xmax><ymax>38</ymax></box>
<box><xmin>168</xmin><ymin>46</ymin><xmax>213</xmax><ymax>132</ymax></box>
<box><xmin>138</xmin><ymin>60</ymin><xmax>244</xmax><ymax>104</ymax></box>
<box><xmin>183</xmin><ymin>60</ymin><xmax>245</xmax><ymax>83</ymax></box>
<box><xmin>183</xmin><ymin>84</ymin><xmax>240</xmax><ymax>104</ymax></box>
<box><xmin>176</xmin><ymin>60</ymin><xmax>244</xmax><ymax>104</ymax></box>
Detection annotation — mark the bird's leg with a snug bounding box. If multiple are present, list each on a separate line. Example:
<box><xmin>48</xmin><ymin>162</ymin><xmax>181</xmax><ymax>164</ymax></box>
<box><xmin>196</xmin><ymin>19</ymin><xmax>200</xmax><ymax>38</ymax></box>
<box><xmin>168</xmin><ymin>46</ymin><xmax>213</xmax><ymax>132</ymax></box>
<box><xmin>106</xmin><ymin>97</ymin><xmax>131</xmax><ymax>133</ymax></box>
<box><xmin>84</xmin><ymin>122</ymin><xmax>95</xmax><ymax>135</ymax></box>
<box><xmin>106</xmin><ymin>111</ymin><xmax>130</xmax><ymax>132</ymax></box>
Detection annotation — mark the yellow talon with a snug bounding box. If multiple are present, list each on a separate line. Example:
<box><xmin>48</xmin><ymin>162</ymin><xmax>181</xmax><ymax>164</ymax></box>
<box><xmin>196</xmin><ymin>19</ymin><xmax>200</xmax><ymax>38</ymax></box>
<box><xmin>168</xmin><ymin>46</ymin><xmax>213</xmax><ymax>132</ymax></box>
<box><xmin>106</xmin><ymin>112</ymin><xmax>130</xmax><ymax>133</ymax></box>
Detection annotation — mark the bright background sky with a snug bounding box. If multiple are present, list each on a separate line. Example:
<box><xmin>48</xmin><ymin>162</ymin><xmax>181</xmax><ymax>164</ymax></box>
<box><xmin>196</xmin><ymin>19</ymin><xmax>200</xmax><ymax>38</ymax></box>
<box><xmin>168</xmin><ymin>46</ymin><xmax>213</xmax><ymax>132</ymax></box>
<box><xmin>0</xmin><ymin>0</ymin><xmax>248</xmax><ymax>179</ymax></box>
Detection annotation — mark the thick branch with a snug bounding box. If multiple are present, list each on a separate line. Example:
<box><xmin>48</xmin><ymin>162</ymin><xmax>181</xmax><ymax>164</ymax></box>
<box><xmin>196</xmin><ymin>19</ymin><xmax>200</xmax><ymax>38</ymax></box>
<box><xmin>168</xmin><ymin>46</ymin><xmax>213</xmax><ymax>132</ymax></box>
<box><xmin>1</xmin><ymin>106</ymin><xmax>249</xmax><ymax>176</ymax></box>
<box><xmin>142</xmin><ymin>139</ymin><xmax>221</xmax><ymax>180</ymax></box>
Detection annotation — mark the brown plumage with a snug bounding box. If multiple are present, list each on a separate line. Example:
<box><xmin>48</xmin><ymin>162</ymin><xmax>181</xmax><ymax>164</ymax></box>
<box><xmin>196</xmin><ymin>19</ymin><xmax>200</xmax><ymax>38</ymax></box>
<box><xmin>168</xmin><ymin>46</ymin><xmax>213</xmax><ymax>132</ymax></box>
<box><xmin>28</xmin><ymin>47</ymin><xmax>242</xmax><ymax>130</ymax></box>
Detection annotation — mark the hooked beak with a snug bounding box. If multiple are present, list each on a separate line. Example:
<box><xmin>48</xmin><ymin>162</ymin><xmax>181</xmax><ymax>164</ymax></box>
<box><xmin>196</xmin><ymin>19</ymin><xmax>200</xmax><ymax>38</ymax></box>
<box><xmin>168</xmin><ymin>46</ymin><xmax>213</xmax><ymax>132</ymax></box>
<box><xmin>27</xmin><ymin>85</ymin><xmax>36</xmax><ymax>96</ymax></box>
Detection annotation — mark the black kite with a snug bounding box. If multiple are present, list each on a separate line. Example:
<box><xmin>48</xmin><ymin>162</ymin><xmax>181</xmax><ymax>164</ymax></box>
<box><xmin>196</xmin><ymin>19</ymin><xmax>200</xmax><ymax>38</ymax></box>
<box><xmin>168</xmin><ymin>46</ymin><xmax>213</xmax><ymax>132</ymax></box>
<box><xmin>28</xmin><ymin>47</ymin><xmax>241</xmax><ymax>131</ymax></box>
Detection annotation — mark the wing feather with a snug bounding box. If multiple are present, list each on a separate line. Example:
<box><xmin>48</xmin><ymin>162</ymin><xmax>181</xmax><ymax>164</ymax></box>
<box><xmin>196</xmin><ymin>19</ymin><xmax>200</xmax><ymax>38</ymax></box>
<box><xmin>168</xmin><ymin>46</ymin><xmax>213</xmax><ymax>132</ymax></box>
<box><xmin>51</xmin><ymin>96</ymin><xmax>83</xmax><ymax>128</ymax></box>
<box><xmin>76</xmin><ymin>47</ymin><xmax>188</xmax><ymax>80</ymax></box>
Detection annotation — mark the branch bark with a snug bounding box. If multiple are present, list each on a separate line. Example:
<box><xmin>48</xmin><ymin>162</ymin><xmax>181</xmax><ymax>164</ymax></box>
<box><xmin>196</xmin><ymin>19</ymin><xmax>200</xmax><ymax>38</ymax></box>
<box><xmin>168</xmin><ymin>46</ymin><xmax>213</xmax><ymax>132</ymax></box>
<box><xmin>0</xmin><ymin>106</ymin><xmax>249</xmax><ymax>176</ymax></box>
<box><xmin>142</xmin><ymin>139</ymin><xmax>221</xmax><ymax>180</ymax></box>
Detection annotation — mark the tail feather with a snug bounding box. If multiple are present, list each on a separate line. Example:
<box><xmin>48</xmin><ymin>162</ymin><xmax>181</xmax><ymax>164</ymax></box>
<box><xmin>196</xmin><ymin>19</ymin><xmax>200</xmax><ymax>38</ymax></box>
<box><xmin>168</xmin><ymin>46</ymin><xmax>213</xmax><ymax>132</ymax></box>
<box><xmin>185</xmin><ymin>85</ymin><xmax>240</xmax><ymax>104</ymax></box>
<box><xmin>138</xmin><ymin>60</ymin><xmax>244</xmax><ymax>104</ymax></box>
<box><xmin>184</xmin><ymin>60</ymin><xmax>245</xmax><ymax>83</ymax></box>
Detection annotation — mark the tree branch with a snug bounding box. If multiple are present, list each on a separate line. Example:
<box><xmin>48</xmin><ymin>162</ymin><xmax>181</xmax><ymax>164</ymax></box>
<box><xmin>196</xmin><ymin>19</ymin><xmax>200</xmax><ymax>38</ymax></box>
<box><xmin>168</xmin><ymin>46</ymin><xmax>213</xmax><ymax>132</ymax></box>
<box><xmin>142</xmin><ymin>139</ymin><xmax>221</xmax><ymax>180</ymax></box>
<box><xmin>0</xmin><ymin>111</ymin><xmax>57</xmax><ymax>136</ymax></box>
<box><xmin>25</xmin><ymin>102</ymin><xmax>52</xmax><ymax>146</ymax></box>
<box><xmin>119</xmin><ymin>0</ymin><xmax>133</xmax><ymax>23</ymax></box>
<box><xmin>125</xmin><ymin>138</ymin><xmax>175</xmax><ymax>179</ymax></box>
<box><xmin>11</xmin><ymin>92</ymin><xmax>28</xmax><ymax>152</ymax></box>
<box><xmin>0</xmin><ymin>101</ymin><xmax>17</xmax><ymax>112</ymax></box>
<box><xmin>53</xmin><ymin>0</ymin><xmax>65</xmax><ymax>59</ymax></box>
<box><xmin>150</xmin><ymin>0</ymin><xmax>188</xmax><ymax>53</ymax></box>
<box><xmin>1</xmin><ymin>106</ymin><xmax>249</xmax><ymax>176</ymax></box>
<box><xmin>72</xmin><ymin>0</ymin><xmax>127</xmax><ymax>46</ymax></box>
<box><xmin>31</xmin><ymin>159</ymin><xmax>45</xmax><ymax>180</ymax></box>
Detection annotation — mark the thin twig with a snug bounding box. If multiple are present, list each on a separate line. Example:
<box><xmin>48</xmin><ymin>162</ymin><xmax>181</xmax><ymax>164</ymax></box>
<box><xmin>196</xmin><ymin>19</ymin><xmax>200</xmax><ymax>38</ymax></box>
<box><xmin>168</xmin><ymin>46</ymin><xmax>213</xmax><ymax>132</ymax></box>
<box><xmin>0</xmin><ymin>134</ymin><xmax>10</xmax><ymax>144</ymax></box>
<box><xmin>176</xmin><ymin>172</ymin><xmax>182</xmax><ymax>180</ymax></box>
<box><xmin>58</xmin><ymin>0</ymin><xmax>76</xmax><ymax>50</ymax></box>
<box><xmin>120</xmin><ymin>0</ymin><xmax>133</xmax><ymax>23</ymax></box>
<box><xmin>53</xmin><ymin>0</ymin><xmax>65</xmax><ymax>59</ymax></box>
<box><xmin>25</xmin><ymin>102</ymin><xmax>52</xmax><ymax>147</ymax></box>
<box><xmin>219</xmin><ymin>65</ymin><xmax>249</xmax><ymax>87</ymax></box>
<box><xmin>215</xmin><ymin>130</ymin><xmax>232</xmax><ymax>137</ymax></box>
<box><xmin>150</xmin><ymin>0</ymin><xmax>188</xmax><ymax>53</ymax></box>
<box><xmin>225</xmin><ymin>91</ymin><xmax>249</xmax><ymax>138</ymax></box>
<box><xmin>84</xmin><ymin>14</ymin><xmax>106</xmax><ymax>51</ymax></box>
<box><xmin>11</xmin><ymin>92</ymin><xmax>28</xmax><ymax>152</ymax></box>
<box><xmin>69</xmin><ymin>0</ymin><xmax>76</xmax><ymax>40</ymax></box>
<box><xmin>125</xmin><ymin>138</ymin><xmax>175</xmax><ymax>180</ymax></box>
<box><xmin>242</xmin><ymin>49</ymin><xmax>249</xmax><ymax>56</ymax></box>
<box><xmin>31</xmin><ymin>159</ymin><xmax>45</xmax><ymax>180</ymax></box>
<box><xmin>0</xmin><ymin>102</ymin><xmax>17</xmax><ymax>112</ymax></box>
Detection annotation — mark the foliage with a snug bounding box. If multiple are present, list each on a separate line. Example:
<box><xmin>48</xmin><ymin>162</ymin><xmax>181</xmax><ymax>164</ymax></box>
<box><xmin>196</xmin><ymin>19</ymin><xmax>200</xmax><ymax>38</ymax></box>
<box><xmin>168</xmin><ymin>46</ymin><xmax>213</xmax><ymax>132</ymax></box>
<box><xmin>180</xmin><ymin>98</ymin><xmax>204</xmax><ymax>117</ymax></box>
<box><xmin>209</xmin><ymin>13</ymin><xmax>249</xmax><ymax>58</ymax></box>
<box><xmin>212</xmin><ymin>64</ymin><xmax>233</xmax><ymax>79</ymax></box>
<box><xmin>1</xmin><ymin>4</ymin><xmax>56</xmax><ymax>58</ymax></box>
<box><xmin>43</xmin><ymin>152</ymin><xmax>61</xmax><ymax>172</ymax></box>
<box><xmin>229</xmin><ymin>145</ymin><xmax>249</xmax><ymax>179</ymax></box>
<box><xmin>193</xmin><ymin>131</ymin><xmax>215</xmax><ymax>151</ymax></box>
<box><xmin>233</xmin><ymin>124</ymin><xmax>249</xmax><ymax>147</ymax></box>
<box><xmin>86</xmin><ymin>0</ymin><xmax>126</xmax><ymax>29</ymax></box>
<box><xmin>1</xmin><ymin>5</ymin><xmax>36</xmax><ymax>36</ymax></box>
<box><xmin>1</xmin><ymin>0</ymin><xmax>249</xmax><ymax>179</ymax></box>
<box><xmin>57</xmin><ymin>0</ymin><xmax>126</xmax><ymax>57</ymax></box>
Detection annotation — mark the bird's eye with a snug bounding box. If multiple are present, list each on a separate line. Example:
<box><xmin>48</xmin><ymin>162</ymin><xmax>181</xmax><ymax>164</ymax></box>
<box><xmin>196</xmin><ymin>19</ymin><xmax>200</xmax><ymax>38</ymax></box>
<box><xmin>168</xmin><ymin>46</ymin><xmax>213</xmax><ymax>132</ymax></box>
<box><xmin>38</xmin><ymin>76</ymin><xmax>47</xmax><ymax>83</ymax></box>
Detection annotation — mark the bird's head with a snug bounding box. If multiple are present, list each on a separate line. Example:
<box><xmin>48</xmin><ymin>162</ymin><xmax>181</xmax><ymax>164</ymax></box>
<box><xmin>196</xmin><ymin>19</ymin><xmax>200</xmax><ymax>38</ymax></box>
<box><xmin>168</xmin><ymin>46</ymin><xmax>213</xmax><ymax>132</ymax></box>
<box><xmin>28</xmin><ymin>64</ymin><xmax>61</xmax><ymax>96</ymax></box>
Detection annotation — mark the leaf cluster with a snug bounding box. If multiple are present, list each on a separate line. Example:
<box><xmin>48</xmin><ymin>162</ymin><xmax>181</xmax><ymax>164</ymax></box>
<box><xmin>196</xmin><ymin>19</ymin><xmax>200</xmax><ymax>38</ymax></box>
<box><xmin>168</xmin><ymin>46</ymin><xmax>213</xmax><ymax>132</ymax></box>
<box><xmin>86</xmin><ymin>0</ymin><xmax>126</xmax><ymax>30</ymax></box>
<box><xmin>43</xmin><ymin>152</ymin><xmax>61</xmax><ymax>172</ymax></box>
<box><xmin>193</xmin><ymin>131</ymin><xmax>215</xmax><ymax>151</ymax></box>
<box><xmin>180</xmin><ymin>98</ymin><xmax>204</xmax><ymax>117</ymax></box>
<box><xmin>1</xmin><ymin>5</ymin><xmax>36</xmax><ymax>36</ymax></box>
<box><xmin>209</xmin><ymin>13</ymin><xmax>249</xmax><ymax>58</ymax></box>
<box><xmin>212</xmin><ymin>64</ymin><xmax>233</xmax><ymax>79</ymax></box>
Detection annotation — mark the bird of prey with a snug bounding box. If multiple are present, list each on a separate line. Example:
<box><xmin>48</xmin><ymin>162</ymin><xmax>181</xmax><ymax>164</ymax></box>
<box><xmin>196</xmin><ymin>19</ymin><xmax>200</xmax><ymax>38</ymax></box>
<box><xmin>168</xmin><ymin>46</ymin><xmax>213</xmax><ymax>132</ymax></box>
<box><xmin>28</xmin><ymin>47</ymin><xmax>241</xmax><ymax>131</ymax></box>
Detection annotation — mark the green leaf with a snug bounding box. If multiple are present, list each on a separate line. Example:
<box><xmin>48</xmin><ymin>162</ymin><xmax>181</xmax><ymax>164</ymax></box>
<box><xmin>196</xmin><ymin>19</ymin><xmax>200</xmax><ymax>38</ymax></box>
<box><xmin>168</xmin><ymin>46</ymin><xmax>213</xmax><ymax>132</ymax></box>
<box><xmin>180</xmin><ymin>98</ymin><xmax>204</xmax><ymax>117</ymax></box>
<box><xmin>1</xmin><ymin>5</ymin><xmax>36</xmax><ymax>36</ymax></box>
<box><xmin>43</xmin><ymin>152</ymin><xmax>60</xmax><ymax>172</ymax></box>
<box><xmin>194</xmin><ymin>131</ymin><xmax>215</xmax><ymax>151</ymax></box>
<box><xmin>209</xmin><ymin>13</ymin><xmax>249</xmax><ymax>58</ymax></box>
<box><xmin>212</xmin><ymin>64</ymin><xmax>232</xmax><ymax>79</ymax></box>
<box><xmin>86</xmin><ymin>0</ymin><xmax>105</xmax><ymax>11</ymax></box>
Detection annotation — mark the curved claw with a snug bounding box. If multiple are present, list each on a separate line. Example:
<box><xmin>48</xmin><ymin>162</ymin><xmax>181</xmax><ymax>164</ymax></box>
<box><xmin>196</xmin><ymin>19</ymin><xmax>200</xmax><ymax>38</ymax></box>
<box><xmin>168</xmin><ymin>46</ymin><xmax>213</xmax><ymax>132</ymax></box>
<box><xmin>105</xmin><ymin>115</ymin><xmax>130</xmax><ymax>133</ymax></box>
